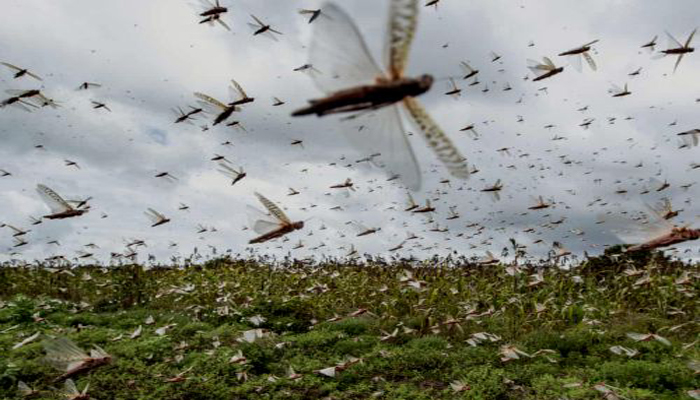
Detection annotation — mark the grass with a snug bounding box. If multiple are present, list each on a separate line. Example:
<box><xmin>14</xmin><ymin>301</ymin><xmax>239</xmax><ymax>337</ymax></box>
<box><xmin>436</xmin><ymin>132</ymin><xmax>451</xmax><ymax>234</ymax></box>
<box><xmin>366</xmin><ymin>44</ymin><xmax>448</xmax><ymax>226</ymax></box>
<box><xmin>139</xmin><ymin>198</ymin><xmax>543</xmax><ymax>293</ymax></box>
<box><xmin>0</xmin><ymin>249</ymin><xmax>698</xmax><ymax>399</ymax></box>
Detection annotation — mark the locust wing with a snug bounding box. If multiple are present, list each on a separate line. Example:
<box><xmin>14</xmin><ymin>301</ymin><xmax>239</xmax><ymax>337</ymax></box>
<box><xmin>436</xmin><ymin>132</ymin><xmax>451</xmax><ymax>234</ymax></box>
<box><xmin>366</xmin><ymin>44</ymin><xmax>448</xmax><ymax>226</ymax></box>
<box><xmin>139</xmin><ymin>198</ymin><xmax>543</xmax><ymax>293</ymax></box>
<box><xmin>194</xmin><ymin>92</ymin><xmax>228</xmax><ymax>113</ymax></box>
<box><xmin>250</xmin><ymin>14</ymin><xmax>265</xmax><ymax>27</ymax></box>
<box><xmin>665</xmin><ymin>30</ymin><xmax>684</xmax><ymax>49</ymax></box>
<box><xmin>583</xmin><ymin>52</ymin><xmax>597</xmax><ymax>71</ymax></box>
<box><xmin>248</xmin><ymin>15</ymin><xmax>282</xmax><ymax>40</ymax></box>
<box><xmin>246</xmin><ymin>205</ymin><xmax>283</xmax><ymax>235</ymax></box>
<box><xmin>230</xmin><ymin>79</ymin><xmax>249</xmax><ymax>100</ymax></box>
<box><xmin>63</xmin><ymin>379</ymin><xmax>89</xmax><ymax>398</ymax></box>
<box><xmin>145</xmin><ymin>208</ymin><xmax>166</xmax><ymax>224</ymax></box>
<box><xmin>527</xmin><ymin>58</ymin><xmax>553</xmax><ymax>77</ymax></box>
<box><xmin>217</xmin><ymin>162</ymin><xmax>242</xmax><ymax>180</ymax></box>
<box><xmin>306</xmin><ymin>2</ymin><xmax>422</xmax><ymax>189</ymax></box>
<box><xmin>684</xmin><ymin>28</ymin><xmax>697</xmax><ymax>47</ymax></box>
<box><xmin>608</xmin><ymin>208</ymin><xmax>677</xmax><ymax>245</ymax></box>
<box><xmin>17</xmin><ymin>381</ymin><xmax>35</xmax><ymax>396</ymax></box>
<box><xmin>254</xmin><ymin>192</ymin><xmax>291</xmax><ymax>225</ymax></box>
<box><xmin>678</xmin><ymin>129</ymin><xmax>699</xmax><ymax>147</ymax></box>
<box><xmin>308</xmin><ymin>2</ymin><xmax>385</xmax><ymax>93</ymax></box>
<box><xmin>90</xmin><ymin>345</ymin><xmax>110</xmax><ymax>359</ymax></box>
<box><xmin>386</xmin><ymin>0</ymin><xmax>419</xmax><ymax>79</ymax></box>
<box><xmin>542</xmin><ymin>57</ymin><xmax>556</xmax><ymax>69</ymax></box>
<box><xmin>568</xmin><ymin>53</ymin><xmax>583</xmax><ymax>72</ymax></box>
<box><xmin>402</xmin><ymin>97</ymin><xmax>470</xmax><ymax>181</ymax></box>
<box><xmin>193</xmin><ymin>0</ymin><xmax>216</xmax><ymax>13</ymax></box>
<box><xmin>43</xmin><ymin>337</ymin><xmax>89</xmax><ymax>372</ymax></box>
<box><xmin>2</xmin><ymin>98</ymin><xmax>36</xmax><ymax>112</ymax></box>
<box><xmin>0</xmin><ymin>62</ymin><xmax>22</xmax><ymax>72</ymax></box>
<box><xmin>0</xmin><ymin>62</ymin><xmax>42</xmax><ymax>80</ymax></box>
<box><xmin>338</xmin><ymin>105</ymin><xmax>421</xmax><ymax>190</ymax></box>
<box><xmin>63</xmin><ymin>379</ymin><xmax>80</xmax><ymax>395</ymax></box>
<box><xmin>406</xmin><ymin>192</ymin><xmax>417</xmax><ymax>208</ymax></box>
<box><xmin>608</xmin><ymin>83</ymin><xmax>623</xmax><ymax>95</ymax></box>
<box><xmin>460</xmin><ymin>61</ymin><xmax>477</xmax><ymax>78</ymax></box>
<box><xmin>214</xmin><ymin>17</ymin><xmax>231</xmax><ymax>31</ymax></box>
<box><xmin>36</xmin><ymin>184</ymin><xmax>73</xmax><ymax>214</ymax></box>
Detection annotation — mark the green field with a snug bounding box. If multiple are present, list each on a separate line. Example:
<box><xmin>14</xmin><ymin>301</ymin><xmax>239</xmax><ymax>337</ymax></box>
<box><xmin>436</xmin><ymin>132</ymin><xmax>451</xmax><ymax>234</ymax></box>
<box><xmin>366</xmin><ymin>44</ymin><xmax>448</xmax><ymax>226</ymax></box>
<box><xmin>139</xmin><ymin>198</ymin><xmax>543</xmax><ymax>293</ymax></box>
<box><xmin>1</xmin><ymin>250</ymin><xmax>698</xmax><ymax>399</ymax></box>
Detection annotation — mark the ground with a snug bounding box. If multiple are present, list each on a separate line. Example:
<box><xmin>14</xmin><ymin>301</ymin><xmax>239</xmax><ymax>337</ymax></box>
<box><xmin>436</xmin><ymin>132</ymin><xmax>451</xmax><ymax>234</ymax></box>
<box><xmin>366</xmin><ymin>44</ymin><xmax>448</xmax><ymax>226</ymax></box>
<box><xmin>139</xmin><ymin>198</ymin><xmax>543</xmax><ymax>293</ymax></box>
<box><xmin>0</xmin><ymin>252</ymin><xmax>698</xmax><ymax>399</ymax></box>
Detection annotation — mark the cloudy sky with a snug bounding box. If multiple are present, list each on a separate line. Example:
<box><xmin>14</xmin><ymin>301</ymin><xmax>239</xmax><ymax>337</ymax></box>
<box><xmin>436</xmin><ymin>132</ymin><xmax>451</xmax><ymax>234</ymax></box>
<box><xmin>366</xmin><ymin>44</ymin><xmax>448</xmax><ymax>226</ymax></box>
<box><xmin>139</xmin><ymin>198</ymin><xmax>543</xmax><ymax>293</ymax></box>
<box><xmin>0</xmin><ymin>0</ymin><xmax>698</xmax><ymax>264</ymax></box>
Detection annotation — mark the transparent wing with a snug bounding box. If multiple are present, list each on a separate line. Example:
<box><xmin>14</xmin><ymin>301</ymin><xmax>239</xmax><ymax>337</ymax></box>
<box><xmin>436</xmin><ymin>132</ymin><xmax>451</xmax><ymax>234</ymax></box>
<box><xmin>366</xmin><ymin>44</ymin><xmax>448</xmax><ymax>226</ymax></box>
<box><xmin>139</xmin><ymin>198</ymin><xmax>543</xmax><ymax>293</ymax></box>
<box><xmin>217</xmin><ymin>163</ymin><xmax>240</xmax><ymax>178</ymax></box>
<box><xmin>171</xmin><ymin>107</ymin><xmax>185</xmax><ymax>117</ymax></box>
<box><xmin>406</xmin><ymin>192</ymin><xmax>416</xmax><ymax>206</ymax></box>
<box><xmin>460</xmin><ymin>61</ymin><xmax>475</xmax><ymax>75</ymax></box>
<box><xmin>679</xmin><ymin>130</ymin><xmax>699</xmax><ymax>147</ymax></box>
<box><xmin>25</xmin><ymin>71</ymin><xmax>43</xmax><ymax>81</ymax></box>
<box><xmin>606</xmin><ymin>211</ymin><xmax>675</xmax><ymax>244</ymax></box>
<box><xmin>5</xmin><ymin>89</ymin><xmax>34</xmax><ymax>96</ymax></box>
<box><xmin>644</xmin><ymin>199</ymin><xmax>671</xmax><ymax>221</ymax></box>
<box><xmin>36</xmin><ymin>184</ymin><xmax>72</xmax><ymax>213</ymax></box>
<box><xmin>254</xmin><ymin>192</ymin><xmax>291</xmax><ymax>224</ymax></box>
<box><xmin>583</xmin><ymin>52</ymin><xmax>597</xmax><ymax>71</ymax></box>
<box><xmin>307</xmin><ymin>2</ymin><xmax>385</xmax><ymax>94</ymax></box>
<box><xmin>446</xmin><ymin>78</ymin><xmax>459</xmax><ymax>92</ymax></box>
<box><xmin>43</xmin><ymin>337</ymin><xmax>88</xmax><ymax>371</ymax></box>
<box><xmin>145</xmin><ymin>208</ymin><xmax>163</xmax><ymax>223</ymax></box>
<box><xmin>527</xmin><ymin>59</ymin><xmax>548</xmax><ymax>76</ymax></box>
<box><xmin>350</xmin><ymin>221</ymin><xmax>370</xmax><ymax>234</ymax></box>
<box><xmin>194</xmin><ymin>92</ymin><xmax>227</xmax><ymax>110</ymax></box>
<box><xmin>193</xmin><ymin>0</ymin><xmax>216</xmax><ymax>12</ymax></box>
<box><xmin>230</xmin><ymin>79</ymin><xmax>248</xmax><ymax>99</ymax></box>
<box><xmin>260</xmin><ymin>30</ymin><xmax>281</xmax><ymax>41</ymax></box>
<box><xmin>17</xmin><ymin>381</ymin><xmax>33</xmax><ymax>395</ymax></box>
<box><xmin>90</xmin><ymin>345</ymin><xmax>110</xmax><ymax>358</ymax></box>
<box><xmin>673</xmin><ymin>54</ymin><xmax>685</xmax><ymax>72</ymax></box>
<box><xmin>529</xmin><ymin>59</ymin><xmax>546</xmax><ymax>70</ymax></box>
<box><xmin>0</xmin><ymin>62</ymin><xmax>21</xmax><ymax>72</ymax></box>
<box><xmin>614</xmin><ymin>223</ymin><xmax>673</xmax><ymax>245</ymax></box>
<box><xmin>569</xmin><ymin>54</ymin><xmax>582</xmax><ymax>72</ymax></box>
<box><xmin>543</xmin><ymin>57</ymin><xmax>555</xmax><ymax>68</ymax></box>
<box><xmin>63</xmin><ymin>379</ymin><xmax>80</xmax><ymax>395</ymax></box>
<box><xmin>685</xmin><ymin>28</ymin><xmax>697</xmax><ymax>47</ymax></box>
<box><xmin>665</xmin><ymin>31</ymin><xmax>683</xmax><ymax>48</ymax></box>
<box><xmin>216</xmin><ymin>18</ymin><xmax>231</xmax><ymax>31</ymax></box>
<box><xmin>246</xmin><ymin>205</ymin><xmax>283</xmax><ymax>235</ymax></box>
<box><xmin>250</xmin><ymin>14</ymin><xmax>265</xmax><ymax>26</ymax></box>
<box><xmin>403</xmin><ymin>97</ymin><xmax>470</xmax><ymax>181</ymax></box>
<box><xmin>196</xmin><ymin>100</ymin><xmax>222</xmax><ymax>116</ymax></box>
<box><xmin>337</xmin><ymin>105</ymin><xmax>421</xmax><ymax>190</ymax></box>
<box><xmin>386</xmin><ymin>0</ymin><xmax>419</xmax><ymax>79</ymax></box>
<box><xmin>6</xmin><ymin>100</ymin><xmax>35</xmax><ymax>112</ymax></box>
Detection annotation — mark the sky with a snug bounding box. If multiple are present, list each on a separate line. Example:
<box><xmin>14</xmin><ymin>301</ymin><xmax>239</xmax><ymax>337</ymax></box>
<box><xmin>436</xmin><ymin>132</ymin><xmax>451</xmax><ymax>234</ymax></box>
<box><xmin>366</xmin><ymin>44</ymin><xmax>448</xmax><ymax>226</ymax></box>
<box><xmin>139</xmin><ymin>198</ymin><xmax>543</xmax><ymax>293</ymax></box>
<box><xmin>0</xmin><ymin>0</ymin><xmax>698</xmax><ymax>264</ymax></box>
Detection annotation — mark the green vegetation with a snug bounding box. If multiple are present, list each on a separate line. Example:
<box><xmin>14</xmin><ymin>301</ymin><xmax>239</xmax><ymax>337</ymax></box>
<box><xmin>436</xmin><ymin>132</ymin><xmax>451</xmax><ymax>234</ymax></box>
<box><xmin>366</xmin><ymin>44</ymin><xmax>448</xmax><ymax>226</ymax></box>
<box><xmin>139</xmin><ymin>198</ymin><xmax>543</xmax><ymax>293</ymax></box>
<box><xmin>0</xmin><ymin>251</ymin><xmax>698</xmax><ymax>399</ymax></box>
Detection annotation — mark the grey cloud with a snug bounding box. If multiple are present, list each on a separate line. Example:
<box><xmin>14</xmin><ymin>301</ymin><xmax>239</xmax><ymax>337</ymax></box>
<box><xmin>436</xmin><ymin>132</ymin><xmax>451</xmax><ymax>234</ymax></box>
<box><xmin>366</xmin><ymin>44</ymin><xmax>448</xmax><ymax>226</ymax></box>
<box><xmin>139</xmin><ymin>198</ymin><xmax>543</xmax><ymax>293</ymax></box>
<box><xmin>1</xmin><ymin>0</ymin><xmax>698</xmax><ymax>262</ymax></box>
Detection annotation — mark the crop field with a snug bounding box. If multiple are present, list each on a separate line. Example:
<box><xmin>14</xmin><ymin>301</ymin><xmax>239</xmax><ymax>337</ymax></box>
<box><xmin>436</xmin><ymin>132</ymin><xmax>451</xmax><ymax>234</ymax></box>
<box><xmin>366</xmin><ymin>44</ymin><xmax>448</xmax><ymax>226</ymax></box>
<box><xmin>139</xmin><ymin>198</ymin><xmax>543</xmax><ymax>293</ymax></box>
<box><xmin>2</xmin><ymin>0</ymin><xmax>700</xmax><ymax>398</ymax></box>
<box><xmin>0</xmin><ymin>250</ymin><xmax>698</xmax><ymax>399</ymax></box>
